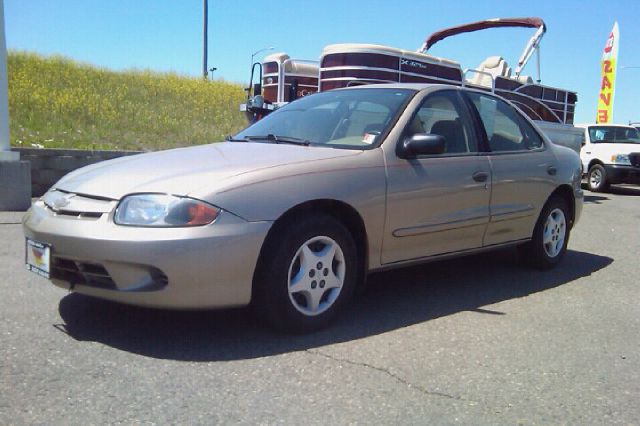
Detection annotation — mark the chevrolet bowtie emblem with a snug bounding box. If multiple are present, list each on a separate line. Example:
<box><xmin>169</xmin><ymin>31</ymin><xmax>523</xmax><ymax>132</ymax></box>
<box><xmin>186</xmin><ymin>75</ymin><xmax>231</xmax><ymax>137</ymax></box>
<box><xmin>52</xmin><ymin>193</ymin><xmax>74</xmax><ymax>209</ymax></box>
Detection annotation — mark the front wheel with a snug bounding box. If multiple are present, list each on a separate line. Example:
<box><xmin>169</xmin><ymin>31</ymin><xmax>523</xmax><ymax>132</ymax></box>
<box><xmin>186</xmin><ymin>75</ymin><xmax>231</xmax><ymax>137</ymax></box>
<box><xmin>587</xmin><ymin>164</ymin><xmax>609</xmax><ymax>192</ymax></box>
<box><xmin>519</xmin><ymin>195</ymin><xmax>570</xmax><ymax>270</ymax></box>
<box><xmin>253</xmin><ymin>214</ymin><xmax>358</xmax><ymax>333</ymax></box>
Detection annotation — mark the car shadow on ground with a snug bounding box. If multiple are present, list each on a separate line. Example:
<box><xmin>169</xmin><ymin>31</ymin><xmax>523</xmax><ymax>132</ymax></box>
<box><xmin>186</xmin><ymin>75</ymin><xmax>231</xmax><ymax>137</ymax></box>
<box><xmin>57</xmin><ymin>249</ymin><xmax>612</xmax><ymax>362</ymax></box>
<box><xmin>583</xmin><ymin>194</ymin><xmax>609</xmax><ymax>204</ymax></box>
<box><xmin>582</xmin><ymin>183</ymin><xmax>640</xmax><ymax>198</ymax></box>
<box><xmin>608</xmin><ymin>186</ymin><xmax>640</xmax><ymax>196</ymax></box>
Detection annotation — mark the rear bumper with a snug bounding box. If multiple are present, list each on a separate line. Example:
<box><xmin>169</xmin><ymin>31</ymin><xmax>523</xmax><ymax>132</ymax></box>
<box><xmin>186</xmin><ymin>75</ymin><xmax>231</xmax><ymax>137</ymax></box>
<box><xmin>604</xmin><ymin>164</ymin><xmax>640</xmax><ymax>184</ymax></box>
<box><xmin>23</xmin><ymin>200</ymin><xmax>272</xmax><ymax>309</ymax></box>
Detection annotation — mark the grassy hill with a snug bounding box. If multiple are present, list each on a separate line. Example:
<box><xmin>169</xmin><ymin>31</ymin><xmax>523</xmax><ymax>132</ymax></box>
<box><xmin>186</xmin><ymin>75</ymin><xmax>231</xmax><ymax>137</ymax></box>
<box><xmin>8</xmin><ymin>51</ymin><xmax>248</xmax><ymax>151</ymax></box>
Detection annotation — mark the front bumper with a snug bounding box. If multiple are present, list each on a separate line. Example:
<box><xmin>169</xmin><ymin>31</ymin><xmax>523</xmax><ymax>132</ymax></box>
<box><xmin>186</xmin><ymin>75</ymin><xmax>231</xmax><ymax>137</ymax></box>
<box><xmin>573</xmin><ymin>186</ymin><xmax>584</xmax><ymax>226</ymax></box>
<box><xmin>23</xmin><ymin>199</ymin><xmax>272</xmax><ymax>309</ymax></box>
<box><xmin>603</xmin><ymin>164</ymin><xmax>640</xmax><ymax>184</ymax></box>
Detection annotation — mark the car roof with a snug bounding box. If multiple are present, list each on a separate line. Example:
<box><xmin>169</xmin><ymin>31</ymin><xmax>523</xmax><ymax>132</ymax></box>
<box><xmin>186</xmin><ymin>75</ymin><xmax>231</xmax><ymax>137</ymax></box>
<box><xmin>342</xmin><ymin>82</ymin><xmax>506</xmax><ymax>97</ymax></box>
<box><xmin>575</xmin><ymin>123</ymin><xmax>636</xmax><ymax>129</ymax></box>
<box><xmin>342</xmin><ymin>82</ymin><xmax>444</xmax><ymax>91</ymax></box>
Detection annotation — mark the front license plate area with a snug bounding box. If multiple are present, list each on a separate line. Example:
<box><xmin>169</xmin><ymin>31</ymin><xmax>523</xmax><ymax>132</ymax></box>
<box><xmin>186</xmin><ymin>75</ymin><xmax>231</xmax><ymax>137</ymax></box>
<box><xmin>25</xmin><ymin>239</ymin><xmax>51</xmax><ymax>279</ymax></box>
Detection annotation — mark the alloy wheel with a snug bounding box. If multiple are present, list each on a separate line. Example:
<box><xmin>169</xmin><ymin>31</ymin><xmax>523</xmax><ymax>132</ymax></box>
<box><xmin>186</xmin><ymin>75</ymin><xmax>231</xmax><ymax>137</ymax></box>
<box><xmin>542</xmin><ymin>208</ymin><xmax>566</xmax><ymax>258</ymax></box>
<box><xmin>590</xmin><ymin>168</ymin><xmax>602</xmax><ymax>188</ymax></box>
<box><xmin>287</xmin><ymin>235</ymin><xmax>346</xmax><ymax>316</ymax></box>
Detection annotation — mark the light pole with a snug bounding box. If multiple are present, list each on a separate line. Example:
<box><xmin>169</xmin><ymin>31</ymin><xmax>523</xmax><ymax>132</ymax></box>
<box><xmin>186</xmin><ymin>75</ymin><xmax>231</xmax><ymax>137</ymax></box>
<box><xmin>0</xmin><ymin>0</ymin><xmax>11</xmax><ymax>159</ymax></box>
<box><xmin>251</xmin><ymin>46</ymin><xmax>274</xmax><ymax>67</ymax></box>
<box><xmin>202</xmin><ymin>0</ymin><xmax>208</xmax><ymax>79</ymax></box>
<box><xmin>0</xmin><ymin>0</ymin><xmax>32</xmax><ymax>210</ymax></box>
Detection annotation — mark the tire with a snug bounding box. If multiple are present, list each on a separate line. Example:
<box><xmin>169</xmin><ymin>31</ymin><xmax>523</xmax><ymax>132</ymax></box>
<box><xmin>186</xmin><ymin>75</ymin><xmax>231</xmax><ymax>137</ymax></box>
<box><xmin>253</xmin><ymin>214</ymin><xmax>358</xmax><ymax>333</ymax></box>
<box><xmin>587</xmin><ymin>164</ymin><xmax>609</xmax><ymax>192</ymax></box>
<box><xmin>519</xmin><ymin>195</ymin><xmax>570</xmax><ymax>270</ymax></box>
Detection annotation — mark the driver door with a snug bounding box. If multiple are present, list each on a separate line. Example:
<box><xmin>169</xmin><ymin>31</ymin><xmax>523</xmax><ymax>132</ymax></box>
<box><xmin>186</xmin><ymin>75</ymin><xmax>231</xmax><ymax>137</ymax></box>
<box><xmin>381</xmin><ymin>90</ymin><xmax>491</xmax><ymax>264</ymax></box>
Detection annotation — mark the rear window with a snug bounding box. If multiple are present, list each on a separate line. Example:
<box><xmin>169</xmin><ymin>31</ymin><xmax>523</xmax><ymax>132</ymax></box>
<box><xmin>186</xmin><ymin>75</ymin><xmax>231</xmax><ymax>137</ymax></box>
<box><xmin>467</xmin><ymin>92</ymin><xmax>544</xmax><ymax>152</ymax></box>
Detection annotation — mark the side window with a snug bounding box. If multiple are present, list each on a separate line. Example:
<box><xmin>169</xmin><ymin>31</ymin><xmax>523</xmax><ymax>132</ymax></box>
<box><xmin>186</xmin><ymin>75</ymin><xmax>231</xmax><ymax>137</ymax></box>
<box><xmin>517</xmin><ymin>114</ymin><xmax>544</xmax><ymax>150</ymax></box>
<box><xmin>408</xmin><ymin>91</ymin><xmax>477</xmax><ymax>154</ymax></box>
<box><xmin>468</xmin><ymin>92</ymin><xmax>543</xmax><ymax>152</ymax></box>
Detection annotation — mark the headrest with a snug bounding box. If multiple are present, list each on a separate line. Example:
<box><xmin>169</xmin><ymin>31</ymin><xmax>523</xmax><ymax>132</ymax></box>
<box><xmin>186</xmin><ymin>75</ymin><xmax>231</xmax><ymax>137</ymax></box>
<box><xmin>431</xmin><ymin>119</ymin><xmax>462</xmax><ymax>137</ymax></box>
<box><xmin>514</xmin><ymin>75</ymin><xmax>533</xmax><ymax>84</ymax></box>
<box><xmin>481</xmin><ymin>56</ymin><xmax>504</xmax><ymax>69</ymax></box>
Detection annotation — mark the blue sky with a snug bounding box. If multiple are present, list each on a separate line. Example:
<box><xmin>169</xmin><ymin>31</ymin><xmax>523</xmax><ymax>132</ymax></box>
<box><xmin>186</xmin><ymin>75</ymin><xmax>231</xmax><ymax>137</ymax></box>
<box><xmin>5</xmin><ymin>0</ymin><xmax>640</xmax><ymax>124</ymax></box>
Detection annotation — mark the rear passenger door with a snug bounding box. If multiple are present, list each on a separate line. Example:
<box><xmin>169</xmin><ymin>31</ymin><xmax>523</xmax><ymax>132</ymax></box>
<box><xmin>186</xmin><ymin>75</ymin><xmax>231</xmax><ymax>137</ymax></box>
<box><xmin>464</xmin><ymin>92</ymin><xmax>558</xmax><ymax>246</ymax></box>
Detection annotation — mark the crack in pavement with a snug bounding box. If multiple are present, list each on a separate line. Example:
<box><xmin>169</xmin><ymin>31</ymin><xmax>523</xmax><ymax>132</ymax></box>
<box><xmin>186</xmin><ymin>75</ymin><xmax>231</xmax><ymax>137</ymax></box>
<box><xmin>306</xmin><ymin>348</ymin><xmax>464</xmax><ymax>402</ymax></box>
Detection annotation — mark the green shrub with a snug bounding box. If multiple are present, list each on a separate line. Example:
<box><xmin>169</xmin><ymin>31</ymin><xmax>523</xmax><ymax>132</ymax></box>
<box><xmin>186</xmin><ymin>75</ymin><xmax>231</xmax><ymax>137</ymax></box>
<box><xmin>8</xmin><ymin>51</ymin><xmax>248</xmax><ymax>151</ymax></box>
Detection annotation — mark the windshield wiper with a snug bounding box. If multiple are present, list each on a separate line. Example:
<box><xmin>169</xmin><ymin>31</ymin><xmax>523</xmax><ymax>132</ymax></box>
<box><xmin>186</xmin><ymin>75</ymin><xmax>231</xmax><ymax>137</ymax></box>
<box><xmin>225</xmin><ymin>135</ymin><xmax>247</xmax><ymax>142</ymax></box>
<box><xmin>244</xmin><ymin>134</ymin><xmax>312</xmax><ymax>146</ymax></box>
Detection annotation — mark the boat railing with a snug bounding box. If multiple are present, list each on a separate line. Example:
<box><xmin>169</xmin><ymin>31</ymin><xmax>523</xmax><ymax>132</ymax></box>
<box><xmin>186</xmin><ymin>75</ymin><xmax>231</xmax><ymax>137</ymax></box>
<box><xmin>460</xmin><ymin>69</ymin><xmax>575</xmax><ymax>125</ymax></box>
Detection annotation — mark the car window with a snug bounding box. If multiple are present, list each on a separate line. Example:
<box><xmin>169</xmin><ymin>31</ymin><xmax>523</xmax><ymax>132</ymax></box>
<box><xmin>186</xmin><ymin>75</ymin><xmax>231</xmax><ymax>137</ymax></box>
<box><xmin>588</xmin><ymin>126</ymin><xmax>640</xmax><ymax>144</ymax></box>
<box><xmin>236</xmin><ymin>88</ymin><xmax>414</xmax><ymax>148</ymax></box>
<box><xmin>409</xmin><ymin>91</ymin><xmax>477</xmax><ymax>154</ymax></box>
<box><xmin>467</xmin><ymin>92</ymin><xmax>543</xmax><ymax>152</ymax></box>
<box><xmin>340</xmin><ymin>101</ymin><xmax>391</xmax><ymax>139</ymax></box>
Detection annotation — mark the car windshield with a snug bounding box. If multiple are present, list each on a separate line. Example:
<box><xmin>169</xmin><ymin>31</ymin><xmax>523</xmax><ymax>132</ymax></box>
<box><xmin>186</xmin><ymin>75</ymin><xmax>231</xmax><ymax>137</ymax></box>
<box><xmin>235</xmin><ymin>88</ymin><xmax>415</xmax><ymax>148</ymax></box>
<box><xmin>588</xmin><ymin>126</ymin><xmax>640</xmax><ymax>144</ymax></box>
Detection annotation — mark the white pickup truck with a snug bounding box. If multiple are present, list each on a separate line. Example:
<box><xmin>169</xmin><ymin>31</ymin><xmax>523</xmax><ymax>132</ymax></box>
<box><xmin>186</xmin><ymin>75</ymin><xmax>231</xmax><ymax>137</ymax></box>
<box><xmin>576</xmin><ymin>124</ymin><xmax>640</xmax><ymax>192</ymax></box>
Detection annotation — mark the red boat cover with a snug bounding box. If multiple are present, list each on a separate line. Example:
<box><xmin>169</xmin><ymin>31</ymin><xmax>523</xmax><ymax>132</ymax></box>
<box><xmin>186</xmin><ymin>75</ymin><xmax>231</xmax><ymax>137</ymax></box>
<box><xmin>424</xmin><ymin>17</ymin><xmax>545</xmax><ymax>51</ymax></box>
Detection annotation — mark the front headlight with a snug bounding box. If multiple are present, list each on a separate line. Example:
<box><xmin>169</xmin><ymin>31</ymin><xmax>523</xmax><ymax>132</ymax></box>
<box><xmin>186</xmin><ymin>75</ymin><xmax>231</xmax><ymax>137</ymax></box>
<box><xmin>114</xmin><ymin>194</ymin><xmax>220</xmax><ymax>227</ymax></box>
<box><xmin>611</xmin><ymin>154</ymin><xmax>631</xmax><ymax>165</ymax></box>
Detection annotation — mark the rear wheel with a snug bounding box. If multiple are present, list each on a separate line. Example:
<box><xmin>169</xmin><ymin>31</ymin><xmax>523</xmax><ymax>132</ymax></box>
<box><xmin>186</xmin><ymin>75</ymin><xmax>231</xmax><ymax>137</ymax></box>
<box><xmin>520</xmin><ymin>195</ymin><xmax>570</xmax><ymax>270</ymax></box>
<box><xmin>587</xmin><ymin>164</ymin><xmax>609</xmax><ymax>192</ymax></box>
<box><xmin>253</xmin><ymin>214</ymin><xmax>357</xmax><ymax>333</ymax></box>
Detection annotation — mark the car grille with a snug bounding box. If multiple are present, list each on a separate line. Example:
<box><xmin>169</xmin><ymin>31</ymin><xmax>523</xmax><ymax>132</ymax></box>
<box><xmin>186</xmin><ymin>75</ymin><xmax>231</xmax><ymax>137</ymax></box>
<box><xmin>51</xmin><ymin>257</ymin><xmax>116</xmax><ymax>289</ymax></box>
<box><xmin>46</xmin><ymin>208</ymin><xmax>104</xmax><ymax>219</ymax></box>
<box><xmin>50</xmin><ymin>257</ymin><xmax>169</xmax><ymax>291</ymax></box>
<box><xmin>629</xmin><ymin>153</ymin><xmax>640</xmax><ymax>168</ymax></box>
<box><xmin>43</xmin><ymin>190</ymin><xmax>116</xmax><ymax>220</ymax></box>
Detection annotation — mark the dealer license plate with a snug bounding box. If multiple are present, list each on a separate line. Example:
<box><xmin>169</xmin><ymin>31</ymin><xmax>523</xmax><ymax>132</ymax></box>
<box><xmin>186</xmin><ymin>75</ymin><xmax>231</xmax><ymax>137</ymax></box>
<box><xmin>25</xmin><ymin>238</ymin><xmax>51</xmax><ymax>279</ymax></box>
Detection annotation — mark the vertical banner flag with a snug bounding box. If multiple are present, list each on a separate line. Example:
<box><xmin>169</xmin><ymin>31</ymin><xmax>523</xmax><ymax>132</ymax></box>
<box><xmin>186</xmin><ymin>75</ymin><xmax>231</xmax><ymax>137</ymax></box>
<box><xmin>596</xmin><ymin>22</ymin><xmax>619</xmax><ymax>123</ymax></box>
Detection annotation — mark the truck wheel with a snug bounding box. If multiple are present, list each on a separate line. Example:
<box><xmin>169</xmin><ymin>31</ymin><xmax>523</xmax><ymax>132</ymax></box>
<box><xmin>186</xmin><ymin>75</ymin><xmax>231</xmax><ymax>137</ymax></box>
<box><xmin>253</xmin><ymin>214</ymin><xmax>358</xmax><ymax>333</ymax></box>
<box><xmin>519</xmin><ymin>195</ymin><xmax>570</xmax><ymax>270</ymax></box>
<box><xmin>587</xmin><ymin>164</ymin><xmax>609</xmax><ymax>192</ymax></box>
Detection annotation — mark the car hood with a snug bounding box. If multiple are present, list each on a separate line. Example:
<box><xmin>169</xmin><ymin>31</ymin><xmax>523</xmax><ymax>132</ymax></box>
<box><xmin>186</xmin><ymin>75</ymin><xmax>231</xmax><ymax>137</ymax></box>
<box><xmin>54</xmin><ymin>142</ymin><xmax>362</xmax><ymax>200</ymax></box>
<box><xmin>596</xmin><ymin>143</ymin><xmax>640</xmax><ymax>155</ymax></box>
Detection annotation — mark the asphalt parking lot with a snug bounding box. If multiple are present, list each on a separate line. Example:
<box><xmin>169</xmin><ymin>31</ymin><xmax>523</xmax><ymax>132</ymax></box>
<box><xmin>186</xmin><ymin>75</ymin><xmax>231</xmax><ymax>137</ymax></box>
<box><xmin>1</xmin><ymin>186</ymin><xmax>639</xmax><ymax>425</ymax></box>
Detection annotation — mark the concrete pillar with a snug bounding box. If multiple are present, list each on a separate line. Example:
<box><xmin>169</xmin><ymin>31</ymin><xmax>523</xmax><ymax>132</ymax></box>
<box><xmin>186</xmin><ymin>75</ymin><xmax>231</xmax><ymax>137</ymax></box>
<box><xmin>0</xmin><ymin>0</ymin><xmax>31</xmax><ymax>211</ymax></box>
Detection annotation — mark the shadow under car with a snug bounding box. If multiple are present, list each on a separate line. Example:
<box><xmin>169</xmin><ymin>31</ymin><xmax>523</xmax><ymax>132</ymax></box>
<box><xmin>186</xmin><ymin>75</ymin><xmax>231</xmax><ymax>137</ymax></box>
<box><xmin>56</xmin><ymin>248</ymin><xmax>613</xmax><ymax>361</ymax></box>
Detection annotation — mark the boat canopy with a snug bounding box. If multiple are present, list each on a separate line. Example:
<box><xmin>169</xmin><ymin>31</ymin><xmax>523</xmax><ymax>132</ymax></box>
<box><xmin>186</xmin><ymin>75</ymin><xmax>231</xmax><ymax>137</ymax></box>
<box><xmin>420</xmin><ymin>17</ymin><xmax>545</xmax><ymax>52</ymax></box>
<box><xmin>418</xmin><ymin>17</ymin><xmax>546</xmax><ymax>79</ymax></box>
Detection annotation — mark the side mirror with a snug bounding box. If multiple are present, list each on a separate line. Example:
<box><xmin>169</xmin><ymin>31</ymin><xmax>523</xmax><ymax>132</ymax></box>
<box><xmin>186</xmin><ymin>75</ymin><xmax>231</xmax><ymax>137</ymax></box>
<box><xmin>398</xmin><ymin>133</ymin><xmax>446</xmax><ymax>159</ymax></box>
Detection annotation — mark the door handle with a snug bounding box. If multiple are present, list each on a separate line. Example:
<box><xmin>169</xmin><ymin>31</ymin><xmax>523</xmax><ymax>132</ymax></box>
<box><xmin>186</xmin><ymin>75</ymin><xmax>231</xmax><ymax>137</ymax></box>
<box><xmin>472</xmin><ymin>171</ymin><xmax>489</xmax><ymax>182</ymax></box>
<box><xmin>547</xmin><ymin>166</ymin><xmax>557</xmax><ymax>176</ymax></box>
